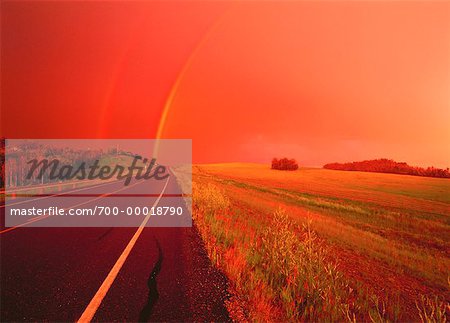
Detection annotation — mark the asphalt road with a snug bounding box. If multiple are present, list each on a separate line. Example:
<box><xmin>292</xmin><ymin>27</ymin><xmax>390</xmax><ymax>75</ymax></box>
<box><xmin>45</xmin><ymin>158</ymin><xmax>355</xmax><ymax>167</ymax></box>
<box><xmin>0</xmin><ymin>176</ymin><xmax>231</xmax><ymax>322</ymax></box>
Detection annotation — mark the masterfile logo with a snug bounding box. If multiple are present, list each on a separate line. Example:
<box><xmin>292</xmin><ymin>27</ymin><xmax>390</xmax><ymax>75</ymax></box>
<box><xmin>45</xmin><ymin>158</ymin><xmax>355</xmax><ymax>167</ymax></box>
<box><xmin>26</xmin><ymin>156</ymin><xmax>170</xmax><ymax>186</ymax></box>
<box><xmin>4</xmin><ymin>139</ymin><xmax>192</xmax><ymax>228</ymax></box>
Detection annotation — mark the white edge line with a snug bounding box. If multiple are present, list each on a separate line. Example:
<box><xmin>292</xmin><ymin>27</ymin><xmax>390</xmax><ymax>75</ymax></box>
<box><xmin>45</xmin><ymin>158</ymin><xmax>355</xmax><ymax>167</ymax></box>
<box><xmin>77</xmin><ymin>176</ymin><xmax>170</xmax><ymax>323</ymax></box>
<box><xmin>2</xmin><ymin>179</ymin><xmax>127</xmax><ymax>209</ymax></box>
<box><xmin>0</xmin><ymin>179</ymin><xmax>144</xmax><ymax>234</ymax></box>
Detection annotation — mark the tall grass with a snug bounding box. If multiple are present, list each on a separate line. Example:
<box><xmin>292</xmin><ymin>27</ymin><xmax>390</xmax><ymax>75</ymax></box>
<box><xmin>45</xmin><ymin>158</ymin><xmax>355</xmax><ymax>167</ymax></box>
<box><xmin>191</xmin><ymin>181</ymin><xmax>449</xmax><ymax>322</ymax></box>
<box><xmin>252</xmin><ymin>209</ymin><xmax>358</xmax><ymax>320</ymax></box>
<box><xmin>216</xmin><ymin>177</ymin><xmax>450</xmax><ymax>292</ymax></box>
<box><xmin>416</xmin><ymin>294</ymin><xmax>449</xmax><ymax>323</ymax></box>
<box><xmin>193</xmin><ymin>183</ymin><xmax>365</xmax><ymax>320</ymax></box>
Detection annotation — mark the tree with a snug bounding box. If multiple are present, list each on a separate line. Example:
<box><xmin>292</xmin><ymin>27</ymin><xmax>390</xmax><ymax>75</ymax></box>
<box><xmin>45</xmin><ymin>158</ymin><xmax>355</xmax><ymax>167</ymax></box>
<box><xmin>271</xmin><ymin>157</ymin><xmax>298</xmax><ymax>171</ymax></box>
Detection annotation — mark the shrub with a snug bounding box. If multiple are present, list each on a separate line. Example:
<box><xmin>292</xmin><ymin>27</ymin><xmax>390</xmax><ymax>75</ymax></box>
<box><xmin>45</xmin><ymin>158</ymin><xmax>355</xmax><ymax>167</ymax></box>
<box><xmin>271</xmin><ymin>158</ymin><xmax>298</xmax><ymax>171</ymax></box>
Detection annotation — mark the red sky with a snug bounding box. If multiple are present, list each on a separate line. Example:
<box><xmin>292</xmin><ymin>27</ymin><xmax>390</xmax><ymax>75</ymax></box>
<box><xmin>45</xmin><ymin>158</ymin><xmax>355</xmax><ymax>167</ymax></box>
<box><xmin>2</xmin><ymin>1</ymin><xmax>449</xmax><ymax>167</ymax></box>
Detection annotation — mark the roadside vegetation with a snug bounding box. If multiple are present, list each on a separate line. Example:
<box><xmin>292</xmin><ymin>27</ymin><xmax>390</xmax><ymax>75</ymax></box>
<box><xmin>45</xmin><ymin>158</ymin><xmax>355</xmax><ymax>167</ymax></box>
<box><xmin>191</xmin><ymin>164</ymin><xmax>449</xmax><ymax>322</ymax></box>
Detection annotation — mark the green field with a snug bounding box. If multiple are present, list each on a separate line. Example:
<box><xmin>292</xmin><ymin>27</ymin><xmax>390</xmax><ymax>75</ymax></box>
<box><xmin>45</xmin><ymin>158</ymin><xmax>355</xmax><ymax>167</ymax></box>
<box><xmin>190</xmin><ymin>163</ymin><xmax>450</xmax><ymax>321</ymax></box>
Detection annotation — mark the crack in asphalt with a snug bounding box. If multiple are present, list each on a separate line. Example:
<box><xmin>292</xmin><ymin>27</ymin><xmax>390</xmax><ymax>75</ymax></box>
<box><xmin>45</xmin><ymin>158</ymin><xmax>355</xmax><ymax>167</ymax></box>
<box><xmin>97</xmin><ymin>227</ymin><xmax>114</xmax><ymax>241</ymax></box>
<box><xmin>138</xmin><ymin>239</ymin><xmax>163</xmax><ymax>322</ymax></box>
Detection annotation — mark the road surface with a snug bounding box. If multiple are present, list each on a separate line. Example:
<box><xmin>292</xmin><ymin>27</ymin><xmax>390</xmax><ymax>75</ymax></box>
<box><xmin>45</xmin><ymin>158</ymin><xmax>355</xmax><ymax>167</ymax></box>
<box><xmin>0</xmin><ymin>176</ymin><xmax>231</xmax><ymax>322</ymax></box>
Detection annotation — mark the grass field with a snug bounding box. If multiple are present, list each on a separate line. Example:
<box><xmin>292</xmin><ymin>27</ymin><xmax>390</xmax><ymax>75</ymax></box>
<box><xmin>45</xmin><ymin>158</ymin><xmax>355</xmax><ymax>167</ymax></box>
<box><xmin>190</xmin><ymin>163</ymin><xmax>449</xmax><ymax>321</ymax></box>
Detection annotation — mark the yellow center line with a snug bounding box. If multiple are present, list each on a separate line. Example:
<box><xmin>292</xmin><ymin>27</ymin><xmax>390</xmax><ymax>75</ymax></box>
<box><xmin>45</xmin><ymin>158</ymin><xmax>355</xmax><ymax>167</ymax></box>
<box><xmin>0</xmin><ymin>179</ymin><xmax>147</xmax><ymax>235</ymax></box>
<box><xmin>77</xmin><ymin>176</ymin><xmax>170</xmax><ymax>323</ymax></box>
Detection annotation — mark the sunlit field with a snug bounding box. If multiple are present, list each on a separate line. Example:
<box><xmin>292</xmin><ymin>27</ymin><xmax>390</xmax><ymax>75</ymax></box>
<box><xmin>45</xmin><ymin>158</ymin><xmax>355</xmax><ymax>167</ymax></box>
<box><xmin>190</xmin><ymin>163</ymin><xmax>450</xmax><ymax>321</ymax></box>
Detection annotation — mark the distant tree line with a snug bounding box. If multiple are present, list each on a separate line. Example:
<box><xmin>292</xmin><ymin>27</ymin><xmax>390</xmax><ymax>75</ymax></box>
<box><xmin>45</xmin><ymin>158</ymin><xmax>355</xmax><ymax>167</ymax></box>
<box><xmin>271</xmin><ymin>158</ymin><xmax>299</xmax><ymax>171</ymax></box>
<box><xmin>323</xmin><ymin>158</ymin><xmax>450</xmax><ymax>179</ymax></box>
<box><xmin>0</xmin><ymin>139</ymin><xmax>131</xmax><ymax>188</ymax></box>
<box><xmin>4</xmin><ymin>144</ymin><xmax>105</xmax><ymax>188</ymax></box>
